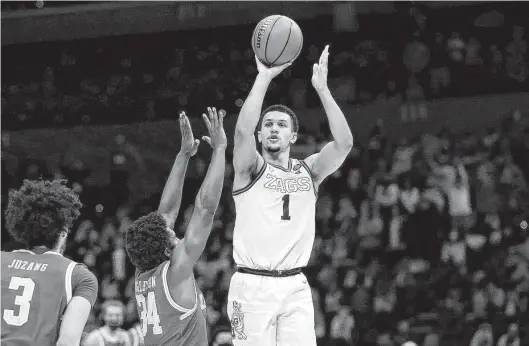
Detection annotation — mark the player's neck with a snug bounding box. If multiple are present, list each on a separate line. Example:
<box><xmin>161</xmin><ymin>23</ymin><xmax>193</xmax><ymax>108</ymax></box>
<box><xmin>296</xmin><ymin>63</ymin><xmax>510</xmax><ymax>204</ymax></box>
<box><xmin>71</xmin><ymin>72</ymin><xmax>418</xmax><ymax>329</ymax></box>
<box><xmin>30</xmin><ymin>245</ymin><xmax>61</xmax><ymax>255</ymax></box>
<box><xmin>263</xmin><ymin>150</ymin><xmax>291</xmax><ymax>170</ymax></box>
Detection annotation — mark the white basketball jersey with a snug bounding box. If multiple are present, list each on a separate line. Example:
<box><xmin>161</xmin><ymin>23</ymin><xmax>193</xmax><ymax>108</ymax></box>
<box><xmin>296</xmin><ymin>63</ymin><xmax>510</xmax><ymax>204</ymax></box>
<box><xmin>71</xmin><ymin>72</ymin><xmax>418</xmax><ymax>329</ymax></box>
<box><xmin>232</xmin><ymin>158</ymin><xmax>317</xmax><ymax>270</ymax></box>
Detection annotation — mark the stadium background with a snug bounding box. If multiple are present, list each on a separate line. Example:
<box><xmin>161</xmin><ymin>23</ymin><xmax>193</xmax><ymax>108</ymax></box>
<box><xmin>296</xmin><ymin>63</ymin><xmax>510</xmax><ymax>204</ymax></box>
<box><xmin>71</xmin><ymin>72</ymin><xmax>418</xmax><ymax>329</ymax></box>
<box><xmin>1</xmin><ymin>1</ymin><xmax>529</xmax><ymax>345</ymax></box>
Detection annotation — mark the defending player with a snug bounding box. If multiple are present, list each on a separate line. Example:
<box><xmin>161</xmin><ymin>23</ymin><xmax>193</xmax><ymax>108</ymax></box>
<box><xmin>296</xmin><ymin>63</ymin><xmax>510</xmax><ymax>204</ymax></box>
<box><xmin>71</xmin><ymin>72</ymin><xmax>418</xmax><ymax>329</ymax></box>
<box><xmin>83</xmin><ymin>300</ymin><xmax>131</xmax><ymax>346</ymax></box>
<box><xmin>1</xmin><ymin>179</ymin><xmax>98</xmax><ymax>346</ymax></box>
<box><xmin>229</xmin><ymin>45</ymin><xmax>354</xmax><ymax>345</ymax></box>
<box><xmin>126</xmin><ymin>107</ymin><xmax>226</xmax><ymax>346</ymax></box>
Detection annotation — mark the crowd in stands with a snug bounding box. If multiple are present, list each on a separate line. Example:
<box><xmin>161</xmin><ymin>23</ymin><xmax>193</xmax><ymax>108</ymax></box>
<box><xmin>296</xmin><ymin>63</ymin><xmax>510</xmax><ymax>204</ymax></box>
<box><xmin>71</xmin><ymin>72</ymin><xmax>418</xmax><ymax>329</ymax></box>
<box><xmin>2</xmin><ymin>5</ymin><xmax>528</xmax><ymax>129</ymax></box>
<box><xmin>2</xmin><ymin>4</ymin><xmax>529</xmax><ymax>346</ymax></box>
<box><xmin>3</xmin><ymin>108</ymin><xmax>528</xmax><ymax>345</ymax></box>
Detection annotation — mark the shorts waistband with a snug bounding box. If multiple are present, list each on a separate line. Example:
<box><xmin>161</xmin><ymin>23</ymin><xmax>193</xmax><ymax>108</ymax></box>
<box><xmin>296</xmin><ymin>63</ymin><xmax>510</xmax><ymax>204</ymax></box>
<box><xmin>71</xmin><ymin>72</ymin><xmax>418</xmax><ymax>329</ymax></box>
<box><xmin>236</xmin><ymin>267</ymin><xmax>303</xmax><ymax>277</ymax></box>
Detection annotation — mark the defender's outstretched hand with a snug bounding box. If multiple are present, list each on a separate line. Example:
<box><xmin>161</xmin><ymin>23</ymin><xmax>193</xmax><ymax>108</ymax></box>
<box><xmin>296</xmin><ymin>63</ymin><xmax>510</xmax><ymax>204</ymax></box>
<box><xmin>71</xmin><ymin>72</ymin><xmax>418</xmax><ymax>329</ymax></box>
<box><xmin>202</xmin><ymin>107</ymin><xmax>227</xmax><ymax>149</ymax></box>
<box><xmin>311</xmin><ymin>45</ymin><xmax>330</xmax><ymax>91</ymax></box>
<box><xmin>255</xmin><ymin>55</ymin><xmax>292</xmax><ymax>81</ymax></box>
<box><xmin>179</xmin><ymin>111</ymin><xmax>200</xmax><ymax>156</ymax></box>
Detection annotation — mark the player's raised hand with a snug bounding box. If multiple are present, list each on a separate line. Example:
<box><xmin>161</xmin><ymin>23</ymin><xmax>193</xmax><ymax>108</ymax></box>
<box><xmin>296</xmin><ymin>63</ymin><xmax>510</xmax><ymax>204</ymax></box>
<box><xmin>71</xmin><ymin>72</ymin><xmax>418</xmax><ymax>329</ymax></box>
<box><xmin>255</xmin><ymin>55</ymin><xmax>292</xmax><ymax>81</ymax></box>
<box><xmin>202</xmin><ymin>107</ymin><xmax>227</xmax><ymax>150</ymax></box>
<box><xmin>311</xmin><ymin>45</ymin><xmax>330</xmax><ymax>92</ymax></box>
<box><xmin>179</xmin><ymin>111</ymin><xmax>200</xmax><ymax>156</ymax></box>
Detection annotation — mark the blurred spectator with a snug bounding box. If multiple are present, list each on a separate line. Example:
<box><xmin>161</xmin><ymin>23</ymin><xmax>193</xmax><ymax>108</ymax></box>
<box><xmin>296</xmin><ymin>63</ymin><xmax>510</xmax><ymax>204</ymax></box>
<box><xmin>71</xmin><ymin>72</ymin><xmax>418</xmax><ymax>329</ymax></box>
<box><xmin>445</xmin><ymin>161</ymin><xmax>473</xmax><ymax>233</ymax></box>
<box><xmin>393</xmin><ymin>320</ymin><xmax>411</xmax><ymax>345</ymax></box>
<box><xmin>496</xmin><ymin>323</ymin><xmax>521</xmax><ymax>346</ymax></box>
<box><xmin>441</xmin><ymin>230</ymin><xmax>467</xmax><ymax>274</ymax></box>
<box><xmin>329</xmin><ymin>304</ymin><xmax>355</xmax><ymax>346</ymax></box>
<box><xmin>470</xmin><ymin>323</ymin><xmax>494</xmax><ymax>346</ymax></box>
<box><xmin>471</xmin><ymin>280</ymin><xmax>489</xmax><ymax>321</ymax></box>
<box><xmin>358</xmin><ymin>199</ymin><xmax>383</xmax><ymax>254</ymax></box>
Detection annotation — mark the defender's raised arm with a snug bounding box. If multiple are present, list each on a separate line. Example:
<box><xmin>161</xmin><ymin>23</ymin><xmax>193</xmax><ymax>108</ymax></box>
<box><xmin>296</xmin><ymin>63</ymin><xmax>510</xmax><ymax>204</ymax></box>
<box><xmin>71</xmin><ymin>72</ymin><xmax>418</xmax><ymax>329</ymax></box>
<box><xmin>170</xmin><ymin>107</ymin><xmax>227</xmax><ymax>275</ymax></box>
<box><xmin>158</xmin><ymin>112</ymin><xmax>200</xmax><ymax>229</ymax></box>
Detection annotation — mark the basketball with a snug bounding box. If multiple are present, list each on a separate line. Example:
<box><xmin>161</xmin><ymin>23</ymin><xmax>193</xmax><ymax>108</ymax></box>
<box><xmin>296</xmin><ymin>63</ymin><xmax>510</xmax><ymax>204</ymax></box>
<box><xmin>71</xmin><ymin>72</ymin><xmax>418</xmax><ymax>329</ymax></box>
<box><xmin>251</xmin><ymin>15</ymin><xmax>303</xmax><ymax>67</ymax></box>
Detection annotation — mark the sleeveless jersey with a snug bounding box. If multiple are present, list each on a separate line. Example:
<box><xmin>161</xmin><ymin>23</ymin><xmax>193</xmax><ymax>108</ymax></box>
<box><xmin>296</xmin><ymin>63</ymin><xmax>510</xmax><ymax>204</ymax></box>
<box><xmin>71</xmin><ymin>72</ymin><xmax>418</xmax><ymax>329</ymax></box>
<box><xmin>1</xmin><ymin>249</ymin><xmax>78</xmax><ymax>346</ymax></box>
<box><xmin>134</xmin><ymin>261</ymin><xmax>207</xmax><ymax>346</ymax></box>
<box><xmin>128</xmin><ymin>323</ymin><xmax>145</xmax><ymax>346</ymax></box>
<box><xmin>89</xmin><ymin>327</ymin><xmax>131</xmax><ymax>346</ymax></box>
<box><xmin>232</xmin><ymin>158</ymin><xmax>317</xmax><ymax>270</ymax></box>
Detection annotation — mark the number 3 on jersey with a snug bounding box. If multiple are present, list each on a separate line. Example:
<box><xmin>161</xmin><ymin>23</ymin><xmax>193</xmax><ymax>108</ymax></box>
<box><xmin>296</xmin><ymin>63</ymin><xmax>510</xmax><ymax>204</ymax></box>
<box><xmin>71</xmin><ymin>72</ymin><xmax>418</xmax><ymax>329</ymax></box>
<box><xmin>3</xmin><ymin>276</ymin><xmax>35</xmax><ymax>327</ymax></box>
<box><xmin>136</xmin><ymin>292</ymin><xmax>163</xmax><ymax>336</ymax></box>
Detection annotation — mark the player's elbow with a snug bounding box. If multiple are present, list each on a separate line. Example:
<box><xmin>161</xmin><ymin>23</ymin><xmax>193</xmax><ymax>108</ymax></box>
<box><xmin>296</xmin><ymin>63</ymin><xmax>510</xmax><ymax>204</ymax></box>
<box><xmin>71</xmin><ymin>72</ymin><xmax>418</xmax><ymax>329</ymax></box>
<box><xmin>234</xmin><ymin>125</ymin><xmax>254</xmax><ymax>141</ymax></box>
<box><xmin>334</xmin><ymin>138</ymin><xmax>354</xmax><ymax>154</ymax></box>
<box><xmin>339</xmin><ymin>137</ymin><xmax>354</xmax><ymax>152</ymax></box>
<box><xmin>192</xmin><ymin>198</ymin><xmax>215</xmax><ymax>220</ymax></box>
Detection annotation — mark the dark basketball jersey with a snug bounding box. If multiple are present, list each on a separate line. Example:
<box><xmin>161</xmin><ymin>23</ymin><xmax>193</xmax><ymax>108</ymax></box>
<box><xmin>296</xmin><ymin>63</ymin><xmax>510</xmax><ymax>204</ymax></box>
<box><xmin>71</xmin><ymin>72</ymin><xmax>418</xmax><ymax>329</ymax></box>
<box><xmin>1</xmin><ymin>249</ymin><xmax>78</xmax><ymax>346</ymax></box>
<box><xmin>134</xmin><ymin>261</ymin><xmax>208</xmax><ymax>346</ymax></box>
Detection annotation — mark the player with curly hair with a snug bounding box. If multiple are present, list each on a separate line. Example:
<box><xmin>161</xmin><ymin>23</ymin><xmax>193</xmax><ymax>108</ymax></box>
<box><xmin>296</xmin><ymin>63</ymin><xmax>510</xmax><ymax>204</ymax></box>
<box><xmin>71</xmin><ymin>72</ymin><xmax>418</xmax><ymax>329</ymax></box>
<box><xmin>1</xmin><ymin>178</ymin><xmax>99</xmax><ymax>346</ymax></box>
<box><xmin>126</xmin><ymin>107</ymin><xmax>227</xmax><ymax>346</ymax></box>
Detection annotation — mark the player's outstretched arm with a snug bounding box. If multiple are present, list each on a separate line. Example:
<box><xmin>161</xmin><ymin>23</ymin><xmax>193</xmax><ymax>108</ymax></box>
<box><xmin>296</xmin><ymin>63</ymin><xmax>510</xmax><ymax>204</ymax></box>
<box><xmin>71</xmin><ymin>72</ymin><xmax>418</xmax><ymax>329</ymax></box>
<box><xmin>56</xmin><ymin>297</ymin><xmax>93</xmax><ymax>346</ymax></box>
<box><xmin>305</xmin><ymin>45</ymin><xmax>354</xmax><ymax>188</ymax></box>
<box><xmin>56</xmin><ymin>265</ymin><xmax>98</xmax><ymax>346</ymax></box>
<box><xmin>169</xmin><ymin>107</ymin><xmax>227</xmax><ymax>276</ymax></box>
<box><xmin>157</xmin><ymin>112</ymin><xmax>200</xmax><ymax>229</ymax></box>
<box><xmin>233</xmin><ymin>58</ymin><xmax>291</xmax><ymax>188</ymax></box>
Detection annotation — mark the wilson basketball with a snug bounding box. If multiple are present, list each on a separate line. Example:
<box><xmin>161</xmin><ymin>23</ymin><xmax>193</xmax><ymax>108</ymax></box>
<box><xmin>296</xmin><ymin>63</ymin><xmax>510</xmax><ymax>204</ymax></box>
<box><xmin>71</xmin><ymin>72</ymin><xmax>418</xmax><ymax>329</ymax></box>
<box><xmin>251</xmin><ymin>15</ymin><xmax>303</xmax><ymax>67</ymax></box>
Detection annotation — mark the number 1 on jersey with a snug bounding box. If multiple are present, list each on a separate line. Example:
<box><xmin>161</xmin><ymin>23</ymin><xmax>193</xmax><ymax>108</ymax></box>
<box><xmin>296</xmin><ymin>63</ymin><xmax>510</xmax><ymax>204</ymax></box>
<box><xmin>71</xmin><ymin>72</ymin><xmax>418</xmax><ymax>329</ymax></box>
<box><xmin>281</xmin><ymin>194</ymin><xmax>291</xmax><ymax>220</ymax></box>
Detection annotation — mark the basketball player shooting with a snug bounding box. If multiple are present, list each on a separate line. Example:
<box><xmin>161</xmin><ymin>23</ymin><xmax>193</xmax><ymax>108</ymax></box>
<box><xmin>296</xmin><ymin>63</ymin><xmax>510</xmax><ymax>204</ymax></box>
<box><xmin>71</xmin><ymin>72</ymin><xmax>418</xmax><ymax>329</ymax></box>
<box><xmin>126</xmin><ymin>107</ymin><xmax>226</xmax><ymax>346</ymax></box>
<box><xmin>228</xmin><ymin>45</ymin><xmax>353</xmax><ymax>345</ymax></box>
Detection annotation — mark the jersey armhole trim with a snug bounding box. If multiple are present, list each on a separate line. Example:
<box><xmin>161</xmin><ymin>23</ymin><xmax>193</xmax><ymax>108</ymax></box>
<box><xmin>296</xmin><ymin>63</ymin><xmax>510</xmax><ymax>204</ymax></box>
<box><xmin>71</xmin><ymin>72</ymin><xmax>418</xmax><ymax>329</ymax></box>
<box><xmin>65</xmin><ymin>261</ymin><xmax>77</xmax><ymax>304</ymax></box>
<box><xmin>299</xmin><ymin>160</ymin><xmax>318</xmax><ymax>197</ymax></box>
<box><xmin>233</xmin><ymin>162</ymin><xmax>267</xmax><ymax>196</ymax></box>
<box><xmin>179</xmin><ymin>280</ymin><xmax>200</xmax><ymax>321</ymax></box>
<box><xmin>161</xmin><ymin>262</ymin><xmax>198</xmax><ymax>319</ymax></box>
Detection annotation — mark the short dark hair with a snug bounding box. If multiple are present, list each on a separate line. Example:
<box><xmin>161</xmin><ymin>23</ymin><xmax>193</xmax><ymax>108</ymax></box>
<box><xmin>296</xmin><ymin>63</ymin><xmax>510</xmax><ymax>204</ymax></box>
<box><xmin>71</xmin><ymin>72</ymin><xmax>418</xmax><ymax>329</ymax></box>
<box><xmin>259</xmin><ymin>104</ymin><xmax>299</xmax><ymax>133</ymax></box>
<box><xmin>101</xmin><ymin>299</ymin><xmax>125</xmax><ymax>314</ymax></box>
<box><xmin>5</xmin><ymin>179</ymin><xmax>82</xmax><ymax>248</ymax></box>
<box><xmin>125</xmin><ymin>212</ymin><xmax>169</xmax><ymax>273</ymax></box>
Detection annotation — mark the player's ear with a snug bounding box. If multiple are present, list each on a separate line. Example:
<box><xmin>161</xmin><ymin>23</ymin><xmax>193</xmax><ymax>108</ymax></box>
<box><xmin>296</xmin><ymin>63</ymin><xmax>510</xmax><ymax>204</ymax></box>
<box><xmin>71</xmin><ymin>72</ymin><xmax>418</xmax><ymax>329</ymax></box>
<box><xmin>257</xmin><ymin>131</ymin><xmax>262</xmax><ymax>143</ymax></box>
<box><xmin>57</xmin><ymin>228</ymin><xmax>69</xmax><ymax>243</ymax></box>
<box><xmin>290</xmin><ymin>132</ymin><xmax>297</xmax><ymax>144</ymax></box>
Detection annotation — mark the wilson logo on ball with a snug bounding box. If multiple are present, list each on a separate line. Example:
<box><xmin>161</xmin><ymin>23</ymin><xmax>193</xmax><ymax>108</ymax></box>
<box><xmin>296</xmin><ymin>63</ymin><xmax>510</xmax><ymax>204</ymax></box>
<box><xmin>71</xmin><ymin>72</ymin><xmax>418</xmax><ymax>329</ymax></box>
<box><xmin>255</xmin><ymin>17</ymin><xmax>276</xmax><ymax>49</ymax></box>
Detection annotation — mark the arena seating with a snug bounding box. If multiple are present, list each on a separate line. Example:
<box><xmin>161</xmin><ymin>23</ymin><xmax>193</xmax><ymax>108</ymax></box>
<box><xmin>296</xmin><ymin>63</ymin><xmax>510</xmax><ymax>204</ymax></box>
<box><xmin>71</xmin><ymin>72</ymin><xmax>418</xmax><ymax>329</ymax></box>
<box><xmin>2</xmin><ymin>4</ymin><xmax>528</xmax><ymax>345</ymax></box>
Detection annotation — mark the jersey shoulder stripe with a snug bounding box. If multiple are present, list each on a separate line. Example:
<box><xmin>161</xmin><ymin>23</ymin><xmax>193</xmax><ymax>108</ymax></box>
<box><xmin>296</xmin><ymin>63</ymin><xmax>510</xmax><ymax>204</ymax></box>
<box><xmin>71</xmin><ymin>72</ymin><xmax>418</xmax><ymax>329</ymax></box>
<box><xmin>232</xmin><ymin>161</ymin><xmax>267</xmax><ymax>196</ymax></box>
<box><xmin>65</xmin><ymin>261</ymin><xmax>77</xmax><ymax>303</ymax></box>
<box><xmin>160</xmin><ymin>261</ymin><xmax>198</xmax><ymax>319</ymax></box>
<box><xmin>298</xmin><ymin>159</ymin><xmax>318</xmax><ymax>196</ymax></box>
